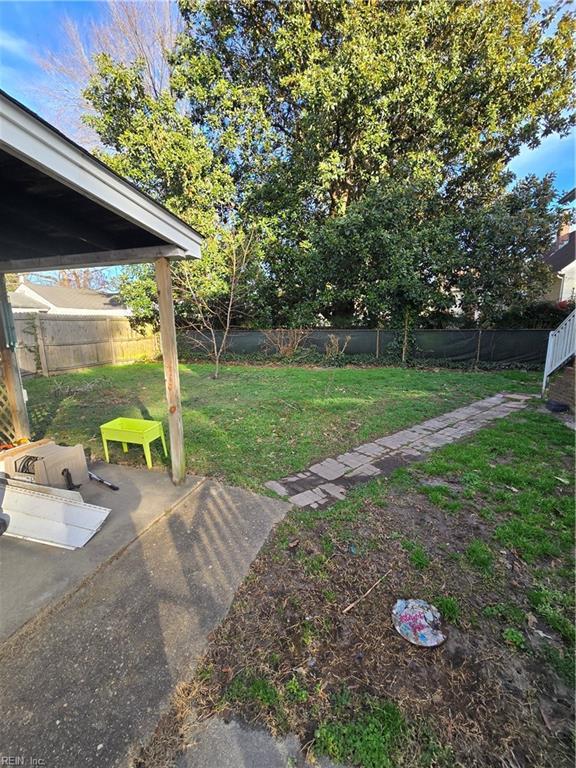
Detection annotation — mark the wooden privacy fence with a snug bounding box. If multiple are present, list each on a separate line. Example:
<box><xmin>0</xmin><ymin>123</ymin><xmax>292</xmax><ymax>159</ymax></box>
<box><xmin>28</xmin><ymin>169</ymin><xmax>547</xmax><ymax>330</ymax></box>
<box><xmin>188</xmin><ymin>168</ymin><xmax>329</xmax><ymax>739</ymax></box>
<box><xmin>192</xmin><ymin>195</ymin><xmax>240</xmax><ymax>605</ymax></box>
<box><xmin>14</xmin><ymin>314</ymin><xmax>159</xmax><ymax>376</ymax></box>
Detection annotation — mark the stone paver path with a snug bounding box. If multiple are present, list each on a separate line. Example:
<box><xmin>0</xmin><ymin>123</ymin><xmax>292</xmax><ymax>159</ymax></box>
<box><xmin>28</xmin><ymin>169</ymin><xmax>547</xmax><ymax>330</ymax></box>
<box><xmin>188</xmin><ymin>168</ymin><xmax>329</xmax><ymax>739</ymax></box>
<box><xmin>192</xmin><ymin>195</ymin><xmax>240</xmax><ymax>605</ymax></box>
<box><xmin>265</xmin><ymin>392</ymin><xmax>534</xmax><ymax>509</ymax></box>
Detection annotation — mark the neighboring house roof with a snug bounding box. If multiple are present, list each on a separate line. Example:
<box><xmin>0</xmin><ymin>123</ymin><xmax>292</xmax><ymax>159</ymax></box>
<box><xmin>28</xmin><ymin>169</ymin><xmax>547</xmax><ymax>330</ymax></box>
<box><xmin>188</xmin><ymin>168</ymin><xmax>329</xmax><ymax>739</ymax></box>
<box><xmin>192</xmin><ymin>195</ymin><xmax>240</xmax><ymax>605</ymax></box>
<box><xmin>559</xmin><ymin>188</ymin><xmax>576</xmax><ymax>205</ymax></box>
<box><xmin>9</xmin><ymin>282</ymin><xmax>129</xmax><ymax>314</ymax></box>
<box><xmin>19</xmin><ymin>283</ymin><xmax>126</xmax><ymax>312</ymax></box>
<box><xmin>8</xmin><ymin>291</ymin><xmax>47</xmax><ymax>311</ymax></box>
<box><xmin>544</xmin><ymin>231</ymin><xmax>576</xmax><ymax>273</ymax></box>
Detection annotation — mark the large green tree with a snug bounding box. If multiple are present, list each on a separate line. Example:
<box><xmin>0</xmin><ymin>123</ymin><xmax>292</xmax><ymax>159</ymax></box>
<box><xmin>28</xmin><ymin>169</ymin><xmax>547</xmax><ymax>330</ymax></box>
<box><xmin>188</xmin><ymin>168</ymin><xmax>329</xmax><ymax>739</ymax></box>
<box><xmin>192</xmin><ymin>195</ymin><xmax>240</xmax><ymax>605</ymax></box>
<box><xmin>456</xmin><ymin>174</ymin><xmax>560</xmax><ymax>324</ymax></box>
<box><xmin>174</xmin><ymin>0</ymin><xmax>575</xmax><ymax>214</ymax></box>
<box><xmin>80</xmin><ymin>0</ymin><xmax>575</xmax><ymax>327</ymax></box>
<box><xmin>300</xmin><ymin>175</ymin><xmax>559</xmax><ymax>329</ymax></box>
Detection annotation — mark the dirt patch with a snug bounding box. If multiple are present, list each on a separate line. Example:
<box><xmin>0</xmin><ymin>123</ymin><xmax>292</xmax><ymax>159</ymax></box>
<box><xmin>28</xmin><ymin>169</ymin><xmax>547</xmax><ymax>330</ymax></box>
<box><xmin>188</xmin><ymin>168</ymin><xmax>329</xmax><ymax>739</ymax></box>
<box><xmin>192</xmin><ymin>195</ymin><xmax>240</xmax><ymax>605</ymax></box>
<box><xmin>134</xmin><ymin>410</ymin><xmax>574</xmax><ymax>768</ymax></box>
<box><xmin>174</xmin><ymin>484</ymin><xmax>574</xmax><ymax>768</ymax></box>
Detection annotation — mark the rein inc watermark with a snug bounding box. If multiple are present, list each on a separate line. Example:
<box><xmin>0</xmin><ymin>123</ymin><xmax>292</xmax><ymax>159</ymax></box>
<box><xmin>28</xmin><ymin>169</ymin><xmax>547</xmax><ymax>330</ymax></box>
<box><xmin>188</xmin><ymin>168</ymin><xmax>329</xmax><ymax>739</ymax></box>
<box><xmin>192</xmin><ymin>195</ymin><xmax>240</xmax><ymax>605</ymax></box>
<box><xmin>0</xmin><ymin>758</ymin><xmax>45</xmax><ymax>766</ymax></box>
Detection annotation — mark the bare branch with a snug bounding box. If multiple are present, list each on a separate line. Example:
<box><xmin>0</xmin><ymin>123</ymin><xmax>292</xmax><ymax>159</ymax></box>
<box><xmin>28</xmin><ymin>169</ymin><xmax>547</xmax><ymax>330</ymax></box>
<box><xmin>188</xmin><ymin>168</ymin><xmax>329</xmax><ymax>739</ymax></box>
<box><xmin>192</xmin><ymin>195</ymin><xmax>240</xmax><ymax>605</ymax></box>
<box><xmin>34</xmin><ymin>1</ymin><xmax>182</xmax><ymax>145</ymax></box>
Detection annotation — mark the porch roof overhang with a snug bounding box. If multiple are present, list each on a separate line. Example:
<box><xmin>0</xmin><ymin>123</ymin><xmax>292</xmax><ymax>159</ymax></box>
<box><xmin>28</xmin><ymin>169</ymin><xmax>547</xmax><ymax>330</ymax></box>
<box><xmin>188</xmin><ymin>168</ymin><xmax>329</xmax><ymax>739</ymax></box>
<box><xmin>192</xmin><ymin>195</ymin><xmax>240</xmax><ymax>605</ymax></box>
<box><xmin>0</xmin><ymin>90</ymin><xmax>202</xmax><ymax>484</ymax></box>
<box><xmin>0</xmin><ymin>89</ymin><xmax>203</xmax><ymax>273</ymax></box>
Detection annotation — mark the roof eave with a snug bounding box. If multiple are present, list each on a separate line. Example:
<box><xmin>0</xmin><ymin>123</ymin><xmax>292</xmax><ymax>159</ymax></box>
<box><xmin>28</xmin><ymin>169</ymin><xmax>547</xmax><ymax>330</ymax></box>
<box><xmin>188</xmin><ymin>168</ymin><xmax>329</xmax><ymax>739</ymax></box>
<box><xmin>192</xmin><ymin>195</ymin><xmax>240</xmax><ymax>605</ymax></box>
<box><xmin>0</xmin><ymin>92</ymin><xmax>203</xmax><ymax>260</ymax></box>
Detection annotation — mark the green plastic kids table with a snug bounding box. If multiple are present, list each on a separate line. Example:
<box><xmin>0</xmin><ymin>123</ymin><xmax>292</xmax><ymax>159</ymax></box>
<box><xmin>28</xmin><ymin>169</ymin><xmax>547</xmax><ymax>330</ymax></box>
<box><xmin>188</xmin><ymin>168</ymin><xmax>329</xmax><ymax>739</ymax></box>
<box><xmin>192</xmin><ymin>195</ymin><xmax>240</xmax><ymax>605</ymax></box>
<box><xmin>99</xmin><ymin>417</ymin><xmax>167</xmax><ymax>469</ymax></box>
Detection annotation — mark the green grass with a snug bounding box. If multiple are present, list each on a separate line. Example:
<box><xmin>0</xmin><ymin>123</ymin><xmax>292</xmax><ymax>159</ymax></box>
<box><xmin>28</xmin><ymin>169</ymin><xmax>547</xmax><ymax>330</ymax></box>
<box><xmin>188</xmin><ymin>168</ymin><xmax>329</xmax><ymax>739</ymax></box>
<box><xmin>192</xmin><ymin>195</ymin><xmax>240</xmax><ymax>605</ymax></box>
<box><xmin>191</xmin><ymin>408</ymin><xmax>573</xmax><ymax>768</ymax></box>
<box><xmin>539</xmin><ymin>644</ymin><xmax>575</xmax><ymax>686</ymax></box>
<box><xmin>314</xmin><ymin>697</ymin><xmax>406</xmax><ymax>768</ymax></box>
<box><xmin>225</xmin><ymin>673</ymin><xmax>282</xmax><ymax>710</ymax></box>
<box><xmin>26</xmin><ymin>362</ymin><xmax>538</xmax><ymax>490</ymax></box>
<box><xmin>465</xmin><ymin>540</ymin><xmax>494</xmax><ymax>573</ymax></box>
<box><xmin>502</xmin><ymin>627</ymin><xmax>527</xmax><ymax>651</ymax></box>
<box><xmin>528</xmin><ymin>587</ymin><xmax>575</xmax><ymax>645</ymax></box>
<box><xmin>483</xmin><ymin>602</ymin><xmax>525</xmax><ymax>626</ymax></box>
<box><xmin>434</xmin><ymin>596</ymin><xmax>461</xmax><ymax>623</ymax></box>
<box><xmin>402</xmin><ymin>539</ymin><xmax>431</xmax><ymax>570</ymax></box>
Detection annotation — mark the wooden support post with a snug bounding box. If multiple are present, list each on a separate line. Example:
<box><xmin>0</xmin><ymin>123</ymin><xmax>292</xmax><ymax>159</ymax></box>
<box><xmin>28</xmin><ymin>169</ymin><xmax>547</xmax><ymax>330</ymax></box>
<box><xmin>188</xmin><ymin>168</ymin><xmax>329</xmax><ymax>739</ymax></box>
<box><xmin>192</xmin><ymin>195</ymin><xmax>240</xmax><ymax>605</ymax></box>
<box><xmin>0</xmin><ymin>275</ymin><xmax>30</xmax><ymax>439</ymax></box>
<box><xmin>154</xmin><ymin>257</ymin><xmax>185</xmax><ymax>484</ymax></box>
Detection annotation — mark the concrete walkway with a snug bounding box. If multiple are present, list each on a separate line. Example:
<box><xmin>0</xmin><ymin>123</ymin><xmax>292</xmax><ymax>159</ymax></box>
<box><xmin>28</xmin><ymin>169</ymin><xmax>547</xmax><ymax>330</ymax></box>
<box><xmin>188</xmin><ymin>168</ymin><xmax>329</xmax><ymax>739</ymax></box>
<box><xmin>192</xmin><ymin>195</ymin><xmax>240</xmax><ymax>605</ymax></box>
<box><xmin>266</xmin><ymin>392</ymin><xmax>533</xmax><ymax>508</ymax></box>
<box><xmin>0</xmin><ymin>480</ymin><xmax>290</xmax><ymax>768</ymax></box>
<box><xmin>177</xmin><ymin>715</ymin><xmax>338</xmax><ymax>768</ymax></box>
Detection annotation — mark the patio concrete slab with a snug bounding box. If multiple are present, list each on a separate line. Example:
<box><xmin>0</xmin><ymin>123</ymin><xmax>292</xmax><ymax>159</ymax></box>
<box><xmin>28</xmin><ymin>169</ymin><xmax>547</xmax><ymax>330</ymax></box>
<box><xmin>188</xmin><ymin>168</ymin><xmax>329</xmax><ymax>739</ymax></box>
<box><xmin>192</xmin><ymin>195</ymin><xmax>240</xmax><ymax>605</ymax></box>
<box><xmin>0</xmin><ymin>478</ymin><xmax>291</xmax><ymax>768</ymax></box>
<box><xmin>177</xmin><ymin>715</ymin><xmax>339</xmax><ymax>768</ymax></box>
<box><xmin>0</xmin><ymin>462</ymin><xmax>203</xmax><ymax>642</ymax></box>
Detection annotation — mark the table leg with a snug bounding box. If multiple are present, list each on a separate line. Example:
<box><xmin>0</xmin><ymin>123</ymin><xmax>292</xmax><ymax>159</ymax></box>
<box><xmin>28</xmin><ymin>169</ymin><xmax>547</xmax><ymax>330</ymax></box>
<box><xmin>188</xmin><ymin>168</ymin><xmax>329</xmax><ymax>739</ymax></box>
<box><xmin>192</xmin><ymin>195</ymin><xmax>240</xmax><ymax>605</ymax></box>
<box><xmin>102</xmin><ymin>436</ymin><xmax>110</xmax><ymax>463</ymax></box>
<box><xmin>143</xmin><ymin>441</ymin><xmax>153</xmax><ymax>469</ymax></box>
<box><xmin>122</xmin><ymin>442</ymin><xmax>128</xmax><ymax>453</ymax></box>
<box><xmin>160</xmin><ymin>426</ymin><xmax>168</xmax><ymax>457</ymax></box>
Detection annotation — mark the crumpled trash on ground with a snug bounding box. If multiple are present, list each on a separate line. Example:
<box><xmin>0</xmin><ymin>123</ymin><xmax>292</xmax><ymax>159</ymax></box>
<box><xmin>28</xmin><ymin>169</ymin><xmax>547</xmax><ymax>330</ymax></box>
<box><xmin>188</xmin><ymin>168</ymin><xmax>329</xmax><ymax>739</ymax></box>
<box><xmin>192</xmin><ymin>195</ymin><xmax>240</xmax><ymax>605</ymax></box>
<box><xmin>392</xmin><ymin>598</ymin><xmax>446</xmax><ymax>647</ymax></box>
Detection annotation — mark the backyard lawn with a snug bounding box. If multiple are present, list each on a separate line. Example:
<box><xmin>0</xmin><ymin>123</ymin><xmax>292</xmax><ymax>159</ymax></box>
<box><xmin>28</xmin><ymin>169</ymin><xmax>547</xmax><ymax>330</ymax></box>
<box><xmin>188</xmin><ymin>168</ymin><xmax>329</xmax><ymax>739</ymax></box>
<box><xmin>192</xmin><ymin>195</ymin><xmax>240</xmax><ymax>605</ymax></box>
<box><xmin>137</xmin><ymin>407</ymin><xmax>574</xmax><ymax>768</ymax></box>
<box><xmin>26</xmin><ymin>362</ymin><xmax>540</xmax><ymax>490</ymax></box>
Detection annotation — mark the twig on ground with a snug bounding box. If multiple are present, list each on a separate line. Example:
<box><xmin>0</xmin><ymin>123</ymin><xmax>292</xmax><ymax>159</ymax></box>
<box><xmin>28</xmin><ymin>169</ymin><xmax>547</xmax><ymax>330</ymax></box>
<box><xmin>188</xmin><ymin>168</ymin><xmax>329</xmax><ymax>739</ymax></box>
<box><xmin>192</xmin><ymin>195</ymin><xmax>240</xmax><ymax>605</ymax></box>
<box><xmin>342</xmin><ymin>570</ymin><xmax>391</xmax><ymax>614</ymax></box>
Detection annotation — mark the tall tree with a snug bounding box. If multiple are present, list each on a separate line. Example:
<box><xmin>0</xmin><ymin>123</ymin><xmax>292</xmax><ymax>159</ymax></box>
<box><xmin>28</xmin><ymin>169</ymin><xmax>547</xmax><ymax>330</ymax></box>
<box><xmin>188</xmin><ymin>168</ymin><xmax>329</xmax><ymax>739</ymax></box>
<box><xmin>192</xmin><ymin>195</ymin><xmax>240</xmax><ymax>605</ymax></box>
<box><xmin>174</xmin><ymin>0</ymin><xmax>575</xmax><ymax>214</ymax></box>
<box><xmin>304</xmin><ymin>180</ymin><xmax>461</xmax><ymax>328</ymax></box>
<box><xmin>37</xmin><ymin>0</ymin><xmax>182</xmax><ymax>145</ymax></box>
<box><xmin>456</xmin><ymin>175</ymin><xmax>560</xmax><ymax>324</ymax></box>
<box><xmin>58</xmin><ymin>0</ymin><xmax>575</xmax><ymax>329</ymax></box>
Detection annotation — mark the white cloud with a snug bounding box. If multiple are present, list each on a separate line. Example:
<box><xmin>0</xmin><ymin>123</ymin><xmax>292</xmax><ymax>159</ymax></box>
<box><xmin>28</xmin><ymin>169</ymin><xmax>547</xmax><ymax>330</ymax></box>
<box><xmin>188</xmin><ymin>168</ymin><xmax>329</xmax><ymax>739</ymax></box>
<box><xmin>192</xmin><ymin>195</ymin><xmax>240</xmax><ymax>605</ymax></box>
<box><xmin>0</xmin><ymin>28</ymin><xmax>31</xmax><ymax>60</ymax></box>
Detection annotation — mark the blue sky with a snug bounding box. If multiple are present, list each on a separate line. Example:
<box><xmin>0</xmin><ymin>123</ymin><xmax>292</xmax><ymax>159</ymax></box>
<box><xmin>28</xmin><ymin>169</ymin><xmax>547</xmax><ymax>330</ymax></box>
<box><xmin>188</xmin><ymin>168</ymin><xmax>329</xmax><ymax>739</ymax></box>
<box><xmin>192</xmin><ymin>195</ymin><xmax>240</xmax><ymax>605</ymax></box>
<box><xmin>0</xmin><ymin>0</ymin><xmax>574</xmax><ymax>195</ymax></box>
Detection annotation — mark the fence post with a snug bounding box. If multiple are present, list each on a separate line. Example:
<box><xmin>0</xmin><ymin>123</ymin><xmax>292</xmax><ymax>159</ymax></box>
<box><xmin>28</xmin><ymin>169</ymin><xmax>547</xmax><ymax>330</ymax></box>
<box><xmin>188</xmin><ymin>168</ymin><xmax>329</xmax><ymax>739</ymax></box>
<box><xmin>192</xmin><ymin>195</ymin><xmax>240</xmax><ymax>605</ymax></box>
<box><xmin>474</xmin><ymin>329</ymin><xmax>482</xmax><ymax>370</ymax></box>
<box><xmin>34</xmin><ymin>314</ymin><xmax>49</xmax><ymax>376</ymax></box>
<box><xmin>375</xmin><ymin>329</ymin><xmax>380</xmax><ymax>359</ymax></box>
<box><xmin>107</xmin><ymin>318</ymin><xmax>117</xmax><ymax>365</ymax></box>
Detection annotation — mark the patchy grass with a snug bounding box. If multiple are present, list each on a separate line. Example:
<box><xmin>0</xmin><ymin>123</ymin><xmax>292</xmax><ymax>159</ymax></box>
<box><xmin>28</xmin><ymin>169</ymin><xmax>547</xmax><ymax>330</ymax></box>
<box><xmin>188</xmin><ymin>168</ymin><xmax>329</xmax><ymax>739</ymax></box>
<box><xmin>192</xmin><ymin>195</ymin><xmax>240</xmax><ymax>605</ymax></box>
<box><xmin>314</xmin><ymin>696</ymin><xmax>406</xmax><ymax>768</ymax></box>
<box><xmin>402</xmin><ymin>539</ymin><xmax>431</xmax><ymax>570</ymax></box>
<box><xmin>26</xmin><ymin>362</ymin><xmax>538</xmax><ymax>489</ymax></box>
<box><xmin>465</xmin><ymin>539</ymin><xmax>494</xmax><ymax>573</ymax></box>
<box><xmin>132</xmin><ymin>408</ymin><xmax>575</xmax><ymax>768</ymax></box>
<box><xmin>434</xmin><ymin>596</ymin><xmax>461</xmax><ymax>624</ymax></box>
<box><xmin>502</xmin><ymin>627</ymin><xmax>527</xmax><ymax>651</ymax></box>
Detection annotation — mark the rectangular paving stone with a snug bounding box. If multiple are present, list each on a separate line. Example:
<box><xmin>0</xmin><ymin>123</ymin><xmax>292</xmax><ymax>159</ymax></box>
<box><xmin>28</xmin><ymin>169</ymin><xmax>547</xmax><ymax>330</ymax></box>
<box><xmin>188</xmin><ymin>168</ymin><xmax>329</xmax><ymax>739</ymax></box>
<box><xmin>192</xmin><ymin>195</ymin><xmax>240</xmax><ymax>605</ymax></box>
<box><xmin>420</xmin><ymin>418</ymin><xmax>450</xmax><ymax>429</ymax></box>
<box><xmin>264</xmin><ymin>480</ymin><xmax>289</xmax><ymax>497</ymax></box>
<box><xmin>401</xmin><ymin>429</ymin><xmax>426</xmax><ymax>442</ymax></box>
<box><xmin>399</xmin><ymin>447</ymin><xmax>422</xmax><ymax>457</ymax></box>
<box><xmin>451</xmin><ymin>424</ymin><xmax>476</xmax><ymax>436</ymax></box>
<box><xmin>289</xmin><ymin>488</ymin><xmax>326</xmax><ymax>507</ymax></box>
<box><xmin>436</xmin><ymin>427</ymin><xmax>461</xmax><ymax>438</ymax></box>
<box><xmin>420</xmin><ymin>435</ymin><xmax>452</xmax><ymax>447</ymax></box>
<box><xmin>410</xmin><ymin>425</ymin><xmax>433</xmax><ymax>435</ymax></box>
<box><xmin>409</xmin><ymin>442</ymin><xmax>433</xmax><ymax>452</ymax></box>
<box><xmin>355</xmin><ymin>442</ymin><xmax>386</xmax><ymax>457</ymax></box>
<box><xmin>319</xmin><ymin>483</ymin><xmax>347</xmax><ymax>500</ymax></box>
<box><xmin>346</xmin><ymin>463</ymin><xmax>381</xmax><ymax>477</ymax></box>
<box><xmin>309</xmin><ymin>458</ymin><xmax>349</xmax><ymax>480</ymax></box>
<box><xmin>337</xmin><ymin>451</ymin><xmax>371</xmax><ymax>468</ymax></box>
<box><xmin>375</xmin><ymin>435</ymin><xmax>407</xmax><ymax>449</ymax></box>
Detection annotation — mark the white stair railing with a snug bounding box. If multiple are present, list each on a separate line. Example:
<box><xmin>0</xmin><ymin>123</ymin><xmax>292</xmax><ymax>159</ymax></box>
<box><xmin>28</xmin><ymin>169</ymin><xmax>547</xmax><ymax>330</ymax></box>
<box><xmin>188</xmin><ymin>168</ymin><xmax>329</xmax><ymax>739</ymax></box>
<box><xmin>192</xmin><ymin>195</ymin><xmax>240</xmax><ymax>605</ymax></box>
<box><xmin>542</xmin><ymin>309</ymin><xmax>576</xmax><ymax>395</ymax></box>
